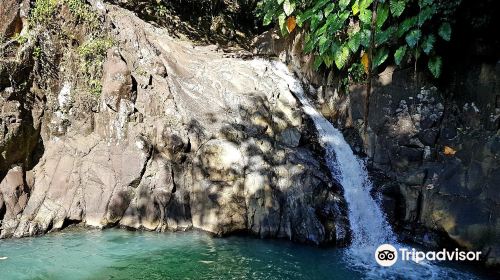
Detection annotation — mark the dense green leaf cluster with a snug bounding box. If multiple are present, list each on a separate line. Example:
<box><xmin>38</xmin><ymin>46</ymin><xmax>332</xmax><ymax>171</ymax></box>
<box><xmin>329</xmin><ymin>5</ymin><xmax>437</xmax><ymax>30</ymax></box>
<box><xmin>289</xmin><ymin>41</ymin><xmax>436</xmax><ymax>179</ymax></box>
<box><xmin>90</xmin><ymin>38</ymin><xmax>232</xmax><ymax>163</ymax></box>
<box><xmin>257</xmin><ymin>0</ymin><xmax>461</xmax><ymax>78</ymax></box>
<box><xmin>30</xmin><ymin>0</ymin><xmax>59</xmax><ymax>25</ymax></box>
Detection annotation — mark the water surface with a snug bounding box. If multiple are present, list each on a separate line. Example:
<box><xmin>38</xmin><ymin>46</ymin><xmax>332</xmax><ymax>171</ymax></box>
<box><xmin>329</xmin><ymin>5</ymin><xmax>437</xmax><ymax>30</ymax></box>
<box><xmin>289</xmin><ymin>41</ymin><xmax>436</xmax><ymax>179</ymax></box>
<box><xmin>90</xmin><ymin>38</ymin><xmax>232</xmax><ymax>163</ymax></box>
<box><xmin>0</xmin><ymin>229</ymin><xmax>491</xmax><ymax>280</ymax></box>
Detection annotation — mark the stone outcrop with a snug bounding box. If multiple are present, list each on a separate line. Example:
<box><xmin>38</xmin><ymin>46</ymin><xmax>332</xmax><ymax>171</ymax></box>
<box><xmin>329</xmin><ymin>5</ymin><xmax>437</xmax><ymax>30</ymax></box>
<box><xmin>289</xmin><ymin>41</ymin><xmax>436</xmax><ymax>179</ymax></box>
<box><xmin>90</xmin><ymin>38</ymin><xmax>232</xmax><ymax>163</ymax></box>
<box><xmin>348</xmin><ymin>69</ymin><xmax>500</xmax><ymax>266</ymax></box>
<box><xmin>0</xmin><ymin>2</ymin><xmax>349</xmax><ymax>246</ymax></box>
<box><xmin>0</xmin><ymin>0</ymin><xmax>28</xmax><ymax>39</ymax></box>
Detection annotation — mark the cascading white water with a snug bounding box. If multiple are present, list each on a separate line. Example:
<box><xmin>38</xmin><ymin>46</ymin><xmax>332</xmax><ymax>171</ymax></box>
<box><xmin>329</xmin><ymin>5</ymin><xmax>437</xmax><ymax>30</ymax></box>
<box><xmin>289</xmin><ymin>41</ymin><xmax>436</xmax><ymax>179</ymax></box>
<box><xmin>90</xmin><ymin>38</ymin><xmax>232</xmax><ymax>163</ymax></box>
<box><xmin>294</xmin><ymin>90</ymin><xmax>396</xmax><ymax>247</ymax></box>
<box><xmin>267</xmin><ymin>60</ymin><xmax>395</xmax><ymax>247</ymax></box>
<box><xmin>267</xmin><ymin>61</ymin><xmax>477</xmax><ymax>279</ymax></box>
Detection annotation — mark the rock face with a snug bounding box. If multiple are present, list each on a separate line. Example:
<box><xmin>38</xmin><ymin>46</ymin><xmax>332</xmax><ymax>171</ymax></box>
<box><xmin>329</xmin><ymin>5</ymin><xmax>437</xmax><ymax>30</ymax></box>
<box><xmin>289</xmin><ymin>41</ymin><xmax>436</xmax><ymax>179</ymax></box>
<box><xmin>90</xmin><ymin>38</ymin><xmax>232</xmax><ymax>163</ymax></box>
<box><xmin>347</xmin><ymin>69</ymin><xmax>500</xmax><ymax>267</ymax></box>
<box><xmin>0</xmin><ymin>0</ymin><xmax>28</xmax><ymax>39</ymax></box>
<box><xmin>0</xmin><ymin>3</ymin><xmax>349</xmax><ymax>246</ymax></box>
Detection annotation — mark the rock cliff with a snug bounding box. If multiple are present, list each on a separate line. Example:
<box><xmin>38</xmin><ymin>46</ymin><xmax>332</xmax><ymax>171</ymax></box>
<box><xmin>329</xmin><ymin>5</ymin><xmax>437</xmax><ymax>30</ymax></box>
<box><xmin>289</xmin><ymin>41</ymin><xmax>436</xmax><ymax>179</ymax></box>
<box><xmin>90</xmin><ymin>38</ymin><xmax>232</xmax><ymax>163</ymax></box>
<box><xmin>0</xmin><ymin>1</ymin><xmax>349</xmax><ymax>245</ymax></box>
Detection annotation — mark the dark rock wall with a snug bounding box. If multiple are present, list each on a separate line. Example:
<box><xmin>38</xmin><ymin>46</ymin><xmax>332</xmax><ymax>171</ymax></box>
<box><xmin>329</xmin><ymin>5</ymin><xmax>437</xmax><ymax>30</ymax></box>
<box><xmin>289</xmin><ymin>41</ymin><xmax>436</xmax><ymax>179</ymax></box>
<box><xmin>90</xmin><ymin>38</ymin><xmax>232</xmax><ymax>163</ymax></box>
<box><xmin>252</xmin><ymin>0</ymin><xmax>500</xmax><ymax>266</ymax></box>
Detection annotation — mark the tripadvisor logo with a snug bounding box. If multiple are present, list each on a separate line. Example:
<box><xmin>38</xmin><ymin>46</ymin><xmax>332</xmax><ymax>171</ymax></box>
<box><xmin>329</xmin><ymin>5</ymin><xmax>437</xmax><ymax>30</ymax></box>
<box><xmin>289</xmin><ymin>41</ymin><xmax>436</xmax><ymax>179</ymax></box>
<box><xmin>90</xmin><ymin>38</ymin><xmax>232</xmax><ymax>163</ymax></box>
<box><xmin>375</xmin><ymin>244</ymin><xmax>398</xmax><ymax>267</ymax></box>
<box><xmin>374</xmin><ymin>244</ymin><xmax>482</xmax><ymax>267</ymax></box>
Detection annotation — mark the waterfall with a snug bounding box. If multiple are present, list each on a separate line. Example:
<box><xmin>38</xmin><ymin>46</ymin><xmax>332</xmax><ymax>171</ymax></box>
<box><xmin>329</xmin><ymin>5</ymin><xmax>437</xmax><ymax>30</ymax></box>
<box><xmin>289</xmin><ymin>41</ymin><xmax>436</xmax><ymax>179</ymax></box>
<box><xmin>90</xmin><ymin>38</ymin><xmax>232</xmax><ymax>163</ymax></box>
<box><xmin>267</xmin><ymin>61</ymin><xmax>477</xmax><ymax>279</ymax></box>
<box><xmin>292</xmin><ymin>84</ymin><xmax>397</xmax><ymax>247</ymax></box>
<box><xmin>267</xmin><ymin>60</ymin><xmax>395</xmax><ymax>247</ymax></box>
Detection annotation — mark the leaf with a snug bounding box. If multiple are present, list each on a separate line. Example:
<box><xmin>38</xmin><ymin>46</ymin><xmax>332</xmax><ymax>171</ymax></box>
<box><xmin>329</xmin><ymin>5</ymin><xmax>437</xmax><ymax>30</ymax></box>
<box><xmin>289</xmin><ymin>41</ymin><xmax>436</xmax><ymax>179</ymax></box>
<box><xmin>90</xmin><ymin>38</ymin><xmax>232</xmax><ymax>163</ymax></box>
<box><xmin>278</xmin><ymin>13</ymin><xmax>287</xmax><ymax>36</ymax></box>
<box><xmin>372</xmin><ymin>48</ymin><xmax>389</xmax><ymax>69</ymax></box>
<box><xmin>303</xmin><ymin>34</ymin><xmax>316</xmax><ymax>53</ymax></box>
<box><xmin>428</xmin><ymin>56</ymin><xmax>442</xmax><ymax>78</ymax></box>
<box><xmin>348</xmin><ymin>32</ymin><xmax>361</xmax><ymax>53</ymax></box>
<box><xmin>419</xmin><ymin>0</ymin><xmax>433</xmax><ymax>7</ymax></box>
<box><xmin>359</xmin><ymin>8</ymin><xmax>372</xmax><ymax>24</ymax></box>
<box><xmin>390</xmin><ymin>0</ymin><xmax>405</xmax><ymax>17</ymax></box>
<box><xmin>438</xmin><ymin>22</ymin><xmax>451</xmax><ymax>41</ymax></box>
<box><xmin>339</xmin><ymin>11</ymin><xmax>351</xmax><ymax>25</ymax></box>
<box><xmin>323</xmin><ymin>55</ymin><xmax>334</xmax><ymax>67</ymax></box>
<box><xmin>443</xmin><ymin>146</ymin><xmax>456</xmax><ymax>156</ymax></box>
<box><xmin>297</xmin><ymin>4</ymin><xmax>319</xmax><ymax>27</ymax></box>
<box><xmin>324</xmin><ymin>3</ymin><xmax>335</xmax><ymax>17</ymax></box>
<box><xmin>340</xmin><ymin>0</ymin><xmax>351</xmax><ymax>10</ymax></box>
<box><xmin>405</xmin><ymin>29</ymin><xmax>421</xmax><ymax>48</ymax></box>
<box><xmin>314</xmin><ymin>56</ymin><xmax>323</xmax><ymax>70</ymax></box>
<box><xmin>310</xmin><ymin>13</ymin><xmax>323</xmax><ymax>31</ymax></box>
<box><xmin>311</xmin><ymin>0</ymin><xmax>330</xmax><ymax>11</ymax></box>
<box><xmin>283</xmin><ymin>0</ymin><xmax>296</xmax><ymax>16</ymax></box>
<box><xmin>361</xmin><ymin>52</ymin><xmax>369</xmax><ymax>73</ymax></box>
<box><xmin>375</xmin><ymin>26</ymin><xmax>396</xmax><ymax>46</ymax></box>
<box><xmin>360</xmin><ymin>0</ymin><xmax>373</xmax><ymax>9</ymax></box>
<box><xmin>319</xmin><ymin>35</ymin><xmax>330</xmax><ymax>55</ymax></box>
<box><xmin>394</xmin><ymin>45</ymin><xmax>407</xmax><ymax>65</ymax></box>
<box><xmin>334</xmin><ymin>46</ymin><xmax>350</xmax><ymax>69</ymax></box>
<box><xmin>422</xmin><ymin>34</ymin><xmax>435</xmax><ymax>54</ymax></box>
<box><xmin>376</xmin><ymin>4</ymin><xmax>389</xmax><ymax>28</ymax></box>
<box><xmin>417</xmin><ymin>6</ymin><xmax>435</xmax><ymax>26</ymax></box>
<box><xmin>396</xmin><ymin>16</ymin><xmax>416</xmax><ymax>38</ymax></box>
<box><xmin>330</xmin><ymin>42</ymin><xmax>341</xmax><ymax>57</ymax></box>
<box><xmin>352</xmin><ymin>0</ymin><xmax>360</xmax><ymax>15</ymax></box>
<box><xmin>317</xmin><ymin>13</ymin><xmax>338</xmax><ymax>35</ymax></box>
<box><xmin>360</xmin><ymin>29</ymin><xmax>371</xmax><ymax>47</ymax></box>
<box><xmin>287</xmin><ymin>16</ymin><xmax>297</xmax><ymax>33</ymax></box>
<box><xmin>263</xmin><ymin>11</ymin><xmax>274</xmax><ymax>26</ymax></box>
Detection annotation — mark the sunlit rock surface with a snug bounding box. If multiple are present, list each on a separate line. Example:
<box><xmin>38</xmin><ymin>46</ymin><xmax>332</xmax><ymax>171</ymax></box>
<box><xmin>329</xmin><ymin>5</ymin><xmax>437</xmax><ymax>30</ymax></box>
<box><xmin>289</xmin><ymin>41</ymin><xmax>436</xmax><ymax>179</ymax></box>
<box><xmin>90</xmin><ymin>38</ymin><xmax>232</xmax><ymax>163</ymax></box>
<box><xmin>0</xmin><ymin>4</ymin><xmax>349</xmax><ymax>246</ymax></box>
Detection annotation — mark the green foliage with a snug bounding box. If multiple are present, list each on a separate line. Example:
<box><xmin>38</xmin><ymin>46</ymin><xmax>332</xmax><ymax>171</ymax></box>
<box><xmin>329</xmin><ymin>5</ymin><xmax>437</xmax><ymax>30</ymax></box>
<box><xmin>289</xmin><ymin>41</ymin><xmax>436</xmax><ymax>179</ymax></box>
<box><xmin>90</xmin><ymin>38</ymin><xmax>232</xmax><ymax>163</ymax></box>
<box><xmin>334</xmin><ymin>46</ymin><xmax>350</xmax><ymax>70</ymax></box>
<box><xmin>78</xmin><ymin>37</ymin><xmax>114</xmax><ymax>97</ymax></box>
<box><xmin>31</xmin><ymin>0</ymin><xmax>100</xmax><ymax>29</ymax></box>
<box><xmin>422</xmin><ymin>34</ymin><xmax>435</xmax><ymax>54</ymax></box>
<box><xmin>372</xmin><ymin>47</ymin><xmax>388</xmax><ymax>69</ymax></box>
<box><xmin>438</xmin><ymin>22</ymin><xmax>451</xmax><ymax>41</ymax></box>
<box><xmin>405</xmin><ymin>29</ymin><xmax>421</xmax><ymax>48</ymax></box>
<box><xmin>30</xmin><ymin>0</ymin><xmax>58</xmax><ymax>25</ymax></box>
<box><xmin>155</xmin><ymin>3</ymin><xmax>168</xmax><ymax>17</ymax></box>
<box><xmin>390</xmin><ymin>0</ymin><xmax>405</xmax><ymax>17</ymax></box>
<box><xmin>88</xmin><ymin>78</ymin><xmax>103</xmax><ymax>96</ymax></box>
<box><xmin>13</xmin><ymin>33</ymin><xmax>28</xmax><ymax>45</ymax></box>
<box><xmin>394</xmin><ymin>45</ymin><xmax>406</xmax><ymax>65</ymax></box>
<box><xmin>29</xmin><ymin>0</ymin><xmax>108</xmax><ymax>98</ymax></box>
<box><xmin>77</xmin><ymin>38</ymin><xmax>114</xmax><ymax>59</ymax></box>
<box><xmin>428</xmin><ymin>56</ymin><xmax>442</xmax><ymax>78</ymax></box>
<box><xmin>64</xmin><ymin>0</ymin><xmax>100</xmax><ymax>29</ymax></box>
<box><xmin>33</xmin><ymin>46</ymin><xmax>42</xmax><ymax>59</ymax></box>
<box><xmin>257</xmin><ymin>0</ymin><xmax>461</xmax><ymax>80</ymax></box>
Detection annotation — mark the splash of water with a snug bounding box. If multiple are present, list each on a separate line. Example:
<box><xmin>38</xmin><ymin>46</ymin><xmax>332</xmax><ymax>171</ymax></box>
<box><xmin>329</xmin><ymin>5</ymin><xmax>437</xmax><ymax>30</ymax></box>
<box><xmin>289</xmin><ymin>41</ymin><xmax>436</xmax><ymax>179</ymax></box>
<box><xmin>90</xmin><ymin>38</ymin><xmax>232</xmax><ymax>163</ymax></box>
<box><xmin>266</xmin><ymin>60</ymin><xmax>477</xmax><ymax>279</ymax></box>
